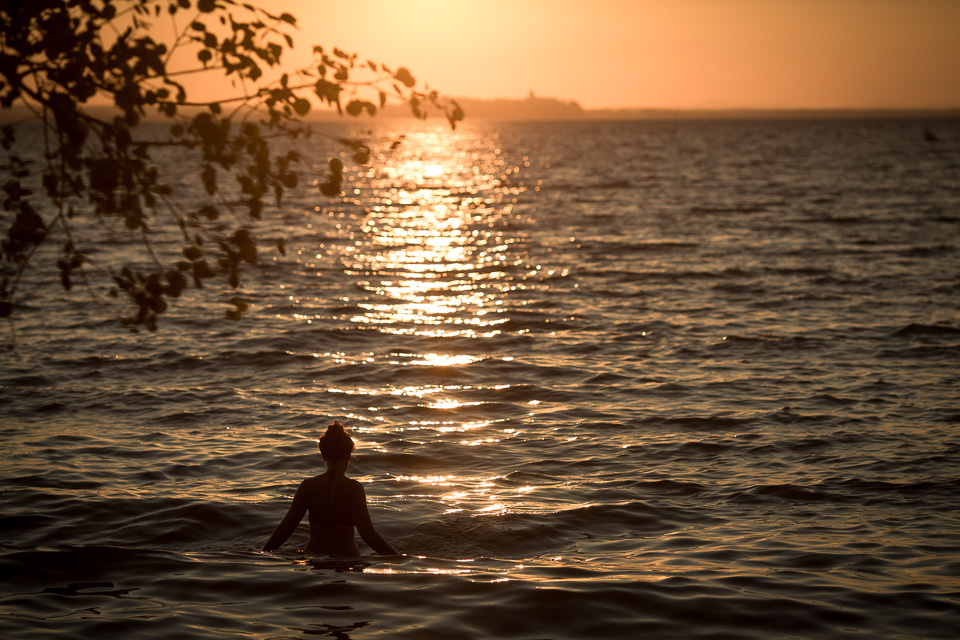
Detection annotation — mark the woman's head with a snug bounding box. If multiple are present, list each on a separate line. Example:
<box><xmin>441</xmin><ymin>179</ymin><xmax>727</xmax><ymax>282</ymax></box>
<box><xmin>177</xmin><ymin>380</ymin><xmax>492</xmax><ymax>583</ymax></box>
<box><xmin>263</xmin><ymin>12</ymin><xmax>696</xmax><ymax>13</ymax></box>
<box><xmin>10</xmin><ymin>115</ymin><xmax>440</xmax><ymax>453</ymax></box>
<box><xmin>318</xmin><ymin>420</ymin><xmax>355</xmax><ymax>462</ymax></box>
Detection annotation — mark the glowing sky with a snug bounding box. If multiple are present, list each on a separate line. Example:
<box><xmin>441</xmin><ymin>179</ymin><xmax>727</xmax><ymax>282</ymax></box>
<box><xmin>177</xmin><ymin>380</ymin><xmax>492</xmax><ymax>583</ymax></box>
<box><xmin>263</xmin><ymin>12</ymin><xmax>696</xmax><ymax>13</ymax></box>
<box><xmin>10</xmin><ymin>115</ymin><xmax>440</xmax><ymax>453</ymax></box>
<box><xmin>204</xmin><ymin>0</ymin><xmax>960</xmax><ymax>110</ymax></box>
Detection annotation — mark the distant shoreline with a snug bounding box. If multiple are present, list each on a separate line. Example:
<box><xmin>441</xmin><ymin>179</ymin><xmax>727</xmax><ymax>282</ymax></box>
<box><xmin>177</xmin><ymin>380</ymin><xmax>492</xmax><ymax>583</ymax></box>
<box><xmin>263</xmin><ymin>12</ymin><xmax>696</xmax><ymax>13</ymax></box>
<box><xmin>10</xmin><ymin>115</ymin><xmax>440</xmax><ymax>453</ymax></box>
<box><xmin>579</xmin><ymin>107</ymin><xmax>960</xmax><ymax>121</ymax></box>
<box><xmin>2</xmin><ymin>101</ymin><xmax>959</xmax><ymax>124</ymax></box>
<box><xmin>344</xmin><ymin>96</ymin><xmax>960</xmax><ymax>121</ymax></box>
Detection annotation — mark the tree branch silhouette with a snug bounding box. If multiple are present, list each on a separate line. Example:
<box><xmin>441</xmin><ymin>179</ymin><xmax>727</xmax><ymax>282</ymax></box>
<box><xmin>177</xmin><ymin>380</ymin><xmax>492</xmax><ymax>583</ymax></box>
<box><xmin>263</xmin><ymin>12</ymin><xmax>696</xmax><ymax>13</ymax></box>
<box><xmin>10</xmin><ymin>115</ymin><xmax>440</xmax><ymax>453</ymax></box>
<box><xmin>0</xmin><ymin>0</ymin><xmax>463</xmax><ymax>334</ymax></box>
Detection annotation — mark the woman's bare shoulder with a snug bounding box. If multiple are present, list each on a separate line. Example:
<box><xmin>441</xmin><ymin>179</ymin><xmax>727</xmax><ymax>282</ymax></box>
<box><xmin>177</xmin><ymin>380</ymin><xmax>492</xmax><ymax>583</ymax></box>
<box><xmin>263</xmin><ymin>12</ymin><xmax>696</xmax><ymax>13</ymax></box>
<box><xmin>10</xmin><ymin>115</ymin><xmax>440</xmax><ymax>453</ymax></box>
<box><xmin>299</xmin><ymin>475</ymin><xmax>325</xmax><ymax>489</ymax></box>
<box><xmin>343</xmin><ymin>477</ymin><xmax>367</xmax><ymax>497</ymax></box>
<box><xmin>298</xmin><ymin>474</ymin><xmax>364</xmax><ymax>495</ymax></box>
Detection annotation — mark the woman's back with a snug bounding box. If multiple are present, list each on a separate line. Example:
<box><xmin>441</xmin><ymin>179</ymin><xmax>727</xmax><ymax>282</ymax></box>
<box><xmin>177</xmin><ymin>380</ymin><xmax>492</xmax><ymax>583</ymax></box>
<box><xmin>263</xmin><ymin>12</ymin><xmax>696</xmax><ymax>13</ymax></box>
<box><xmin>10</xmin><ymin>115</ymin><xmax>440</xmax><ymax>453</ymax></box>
<box><xmin>303</xmin><ymin>471</ymin><xmax>362</xmax><ymax>555</ymax></box>
<box><xmin>262</xmin><ymin>421</ymin><xmax>397</xmax><ymax>556</ymax></box>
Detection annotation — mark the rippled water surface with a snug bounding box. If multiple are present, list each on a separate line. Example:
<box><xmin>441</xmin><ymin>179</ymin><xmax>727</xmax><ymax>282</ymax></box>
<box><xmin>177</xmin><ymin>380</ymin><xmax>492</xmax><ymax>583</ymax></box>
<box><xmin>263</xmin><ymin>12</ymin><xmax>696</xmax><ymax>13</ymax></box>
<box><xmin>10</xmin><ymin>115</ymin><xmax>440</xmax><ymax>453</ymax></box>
<box><xmin>2</xmin><ymin>118</ymin><xmax>960</xmax><ymax>639</ymax></box>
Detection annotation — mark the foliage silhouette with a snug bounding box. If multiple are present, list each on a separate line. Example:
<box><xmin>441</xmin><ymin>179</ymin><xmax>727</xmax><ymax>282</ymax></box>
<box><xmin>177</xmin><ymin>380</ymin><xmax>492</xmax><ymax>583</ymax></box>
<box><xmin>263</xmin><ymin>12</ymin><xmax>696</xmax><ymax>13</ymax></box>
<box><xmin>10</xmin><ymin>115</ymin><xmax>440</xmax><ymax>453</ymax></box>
<box><xmin>0</xmin><ymin>0</ymin><xmax>463</xmax><ymax>332</ymax></box>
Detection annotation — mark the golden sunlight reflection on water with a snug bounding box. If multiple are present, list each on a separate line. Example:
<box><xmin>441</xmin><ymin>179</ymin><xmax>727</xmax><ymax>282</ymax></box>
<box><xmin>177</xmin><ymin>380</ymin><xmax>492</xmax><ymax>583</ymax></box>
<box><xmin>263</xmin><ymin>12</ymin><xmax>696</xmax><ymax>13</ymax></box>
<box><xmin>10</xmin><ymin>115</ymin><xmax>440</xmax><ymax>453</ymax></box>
<box><xmin>392</xmin><ymin>472</ymin><xmax>540</xmax><ymax>517</ymax></box>
<box><xmin>296</xmin><ymin>125</ymin><xmax>547</xmax><ymax>516</ymax></box>
<box><xmin>332</xmin><ymin>130</ymin><xmax>527</xmax><ymax>339</ymax></box>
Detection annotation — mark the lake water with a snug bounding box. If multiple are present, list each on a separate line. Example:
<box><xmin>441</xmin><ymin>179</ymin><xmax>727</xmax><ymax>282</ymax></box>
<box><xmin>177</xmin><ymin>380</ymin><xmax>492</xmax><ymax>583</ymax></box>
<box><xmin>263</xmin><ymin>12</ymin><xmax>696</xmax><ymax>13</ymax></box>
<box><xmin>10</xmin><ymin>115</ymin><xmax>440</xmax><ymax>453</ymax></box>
<box><xmin>2</xmin><ymin>117</ymin><xmax>959</xmax><ymax>639</ymax></box>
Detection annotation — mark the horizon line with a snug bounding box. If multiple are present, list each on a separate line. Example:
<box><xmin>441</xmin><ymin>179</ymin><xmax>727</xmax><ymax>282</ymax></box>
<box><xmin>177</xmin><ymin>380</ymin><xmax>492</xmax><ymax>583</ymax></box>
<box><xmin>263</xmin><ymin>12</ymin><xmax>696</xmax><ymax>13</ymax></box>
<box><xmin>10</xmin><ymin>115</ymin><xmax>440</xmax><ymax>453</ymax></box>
<box><xmin>2</xmin><ymin>103</ymin><xmax>959</xmax><ymax>125</ymax></box>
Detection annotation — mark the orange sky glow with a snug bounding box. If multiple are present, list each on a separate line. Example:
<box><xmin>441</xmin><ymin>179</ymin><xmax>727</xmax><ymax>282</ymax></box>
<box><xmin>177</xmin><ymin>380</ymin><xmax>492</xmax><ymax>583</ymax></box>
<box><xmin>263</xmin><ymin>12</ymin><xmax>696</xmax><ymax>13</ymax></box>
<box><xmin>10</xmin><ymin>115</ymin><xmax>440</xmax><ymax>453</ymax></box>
<box><xmin>183</xmin><ymin>0</ymin><xmax>960</xmax><ymax>110</ymax></box>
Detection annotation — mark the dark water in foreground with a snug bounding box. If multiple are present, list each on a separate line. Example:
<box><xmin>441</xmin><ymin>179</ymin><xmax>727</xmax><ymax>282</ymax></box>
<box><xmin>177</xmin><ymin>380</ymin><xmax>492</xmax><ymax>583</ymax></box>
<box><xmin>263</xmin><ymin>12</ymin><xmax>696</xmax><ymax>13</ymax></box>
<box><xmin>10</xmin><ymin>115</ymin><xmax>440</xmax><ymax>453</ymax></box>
<box><xmin>2</xmin><ymin>118</ymin><xmax>960</xmax><ymax>638</ymax></box>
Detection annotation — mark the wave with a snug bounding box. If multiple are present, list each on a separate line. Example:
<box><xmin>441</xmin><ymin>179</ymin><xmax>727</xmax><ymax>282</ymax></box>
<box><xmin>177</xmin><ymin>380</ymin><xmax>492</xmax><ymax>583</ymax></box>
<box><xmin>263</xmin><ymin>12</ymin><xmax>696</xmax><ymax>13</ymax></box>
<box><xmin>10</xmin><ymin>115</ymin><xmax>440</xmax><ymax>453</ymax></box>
<box><xmin>3</xmin><ymin>542</ymin><xmax>958</xmax><ymax>640</ymax></box>
<box><xmin>402</xmin><ymin>500</ymin><xmax>705</xmax><ymax>560</ymax></box>
<box><xmin>1</xmin><ymin>492</ymin><xmax>266</xmax><ymax>549</ymax></box>
<box><xmin>689</xmin><ymin>203</ymin><xmax>780</xmax><ymax>214</ymax></box>
<box><xmin>725</xmin><ymin>476</ymin><xmax>960</xmax><ymax>507</ymax></box>
<box><xmin>877</xmin><ymin>344</ymin><xmax>960</xmax><ymax>360</ymax></box>
<box><xmin>637</xmin><ymin>415</ymin><xmax>752</xmax><ymax>432</ymax></box>
<box><xmin>893</xmin><ymin>323</ymin><xmax>960</xmax><ymax>337</ymax></box>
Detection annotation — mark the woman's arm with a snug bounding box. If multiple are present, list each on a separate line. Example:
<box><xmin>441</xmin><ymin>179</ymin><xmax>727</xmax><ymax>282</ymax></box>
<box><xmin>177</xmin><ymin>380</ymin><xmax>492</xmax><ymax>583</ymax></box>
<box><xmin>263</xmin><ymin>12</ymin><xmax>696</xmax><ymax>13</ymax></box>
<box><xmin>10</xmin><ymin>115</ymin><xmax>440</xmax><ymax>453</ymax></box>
<box><xmin>353</xmin><ymin>484</ymin><xmax>398</xmax><ymax>555</ymax></box>
<box><xmin>262</xmin><ymin>480</ymin><xmax>308</xmax><ymax>551</ymax></box>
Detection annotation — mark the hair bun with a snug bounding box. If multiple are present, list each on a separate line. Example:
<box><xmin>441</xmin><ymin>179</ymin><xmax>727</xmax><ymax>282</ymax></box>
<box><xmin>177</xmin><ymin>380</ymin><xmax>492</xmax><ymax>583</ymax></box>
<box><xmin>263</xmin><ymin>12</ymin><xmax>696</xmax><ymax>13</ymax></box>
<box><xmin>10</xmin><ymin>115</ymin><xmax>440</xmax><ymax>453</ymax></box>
<box><xmin>319</xmin><ymin>420</ymin><xmax>355</xmax><ymax>460</ymax></box>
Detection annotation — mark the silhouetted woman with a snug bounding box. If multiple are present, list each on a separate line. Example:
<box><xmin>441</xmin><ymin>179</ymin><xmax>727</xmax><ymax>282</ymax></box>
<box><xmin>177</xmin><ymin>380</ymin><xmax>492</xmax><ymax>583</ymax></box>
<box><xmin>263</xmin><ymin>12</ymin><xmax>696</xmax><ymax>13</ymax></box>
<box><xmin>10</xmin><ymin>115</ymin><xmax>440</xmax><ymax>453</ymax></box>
<box><xmin>262</xmin><ymin>421</ymin><xmax>397</xmax><ymax>555</ymax></box>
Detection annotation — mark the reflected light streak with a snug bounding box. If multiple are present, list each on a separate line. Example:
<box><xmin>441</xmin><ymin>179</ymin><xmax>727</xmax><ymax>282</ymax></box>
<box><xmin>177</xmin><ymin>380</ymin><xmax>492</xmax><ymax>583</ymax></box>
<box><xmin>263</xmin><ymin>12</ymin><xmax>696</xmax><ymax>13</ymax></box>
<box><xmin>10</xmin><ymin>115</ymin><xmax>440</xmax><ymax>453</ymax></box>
<box><xmin>286</xmin><ymin>131</ymin><xmax>541</xmax><ymax>496</ymax></box>
<box><xmin>392</xmin><ymin>472</ymin><xmax>539</xmax><ymax>517</ymax></box>
<box><xmin>439</xmin><ymin>420</ymin><xmax>490</xmax><ymax>433</ymax></box>
<box><xmin>327</xmin><ymin>128</ymin><xmax>526</xmax><ymax>339</ymax></box>
<box><xmin>409</xmin><ymin>353</ymin><xmax>482</xmax><ymax>366</ymax></box>
<box><xmin>427</xmin><ymin>398</ymin><xmax>481</xmax><ymax>410</ymax></box>
<box><xmin>477</xmin><ymin>503</ymin><xmax>508</xmax><ymax>515</ymax></box>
